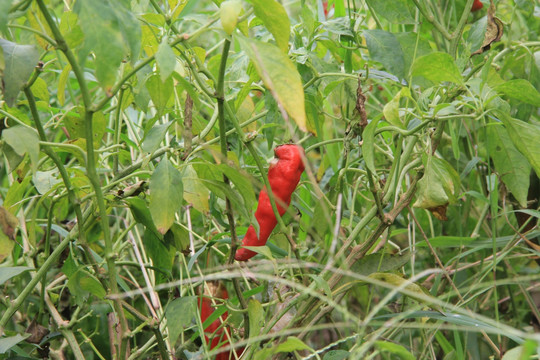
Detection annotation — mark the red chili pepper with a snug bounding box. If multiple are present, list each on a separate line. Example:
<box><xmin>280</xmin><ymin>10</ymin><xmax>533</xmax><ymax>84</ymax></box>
<box><xmin>235</xmin><ymin>144</ymin><xmax>305</xmax><ymax>261</ymax></box>
<box><xmin>198</xmin><ymin>282</ymin><xmax>234</xmax><ymax>359</ymax></box>
<box><xmin>471</xmin><ymin>0</ymin><xmax>483</xmax><ymax>12</ymax></box>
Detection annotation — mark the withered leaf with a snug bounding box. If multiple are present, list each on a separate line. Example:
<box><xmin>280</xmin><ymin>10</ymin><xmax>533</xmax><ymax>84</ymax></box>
<box><xmin>427</xmin><ymin>204</ymin><xmax>449</xmax><ymax>221</ymax></box>
<box><xmin>471</xmin><ymin>0</ymin><xmax>503</xmax><ymax>56</ymax></box>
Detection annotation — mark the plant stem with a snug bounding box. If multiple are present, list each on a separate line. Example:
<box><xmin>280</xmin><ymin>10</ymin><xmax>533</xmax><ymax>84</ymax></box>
<box><xmin>215</xmin><ymin>38</ymin><xmax>250</xmax><ymax>336</ymax></box>
<box><xmin>35</xmin><ymin>2</ymin><xmax>129</xmax><ymax>357</ymax></box>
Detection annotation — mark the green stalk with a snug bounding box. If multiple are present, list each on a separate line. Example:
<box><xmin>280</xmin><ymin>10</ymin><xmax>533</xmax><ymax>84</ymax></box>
<box><xmin>35</xmin><ymin>2</ymin><xmax>129</xmax><ymax>357</ymax></box>
<box><xmin>215</xmin><ymin>38</ymin><xmax>250</xmax><ymax>337</ymax></box>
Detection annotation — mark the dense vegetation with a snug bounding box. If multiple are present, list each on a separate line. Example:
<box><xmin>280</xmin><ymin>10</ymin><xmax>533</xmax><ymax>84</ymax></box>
<box><xmin>0</xmin><ymin>0</ymin><xmax>539</xmax><ymax>359</ymax></box>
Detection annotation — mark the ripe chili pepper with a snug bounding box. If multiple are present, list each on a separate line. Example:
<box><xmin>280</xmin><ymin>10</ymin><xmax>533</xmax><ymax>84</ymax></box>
<box><xmin>235</xmin><ymin>144</ymin><xmax>305</xmax><ymax>261</ymax></box>
<box><xmin>198</xmin><ymin>282</ymin><xmax>242</xmax><ymax>360</ymax></box>
<box><xmin>471</xmin><ymin>0</ymin><xmax>483</xmax><ymax>12</ymax></box>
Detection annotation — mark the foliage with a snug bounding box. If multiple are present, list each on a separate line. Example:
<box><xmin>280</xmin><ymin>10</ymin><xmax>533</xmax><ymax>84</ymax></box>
<box><xmin>0</xmin><ymin>0</ymin><xmax>539</xmax><ymax>359</ymax></box>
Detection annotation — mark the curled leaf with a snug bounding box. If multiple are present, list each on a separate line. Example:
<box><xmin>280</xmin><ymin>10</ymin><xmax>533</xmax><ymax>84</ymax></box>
<box><xmin>471</xmin><ymin>0</ymin><xmax>503</xmax><ymax>56</ymax></box>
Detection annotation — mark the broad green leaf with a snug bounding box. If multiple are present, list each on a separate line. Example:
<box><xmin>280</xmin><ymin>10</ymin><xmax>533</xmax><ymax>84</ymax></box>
<box><xmin>0</xmin><ymin>267</ymin><xmax>33</xmax><ymax>285</ymax></box>
<box><xmin>497</xmin><ymin>112</ymin><xmax>540</xmax><ymax>178</ymax></box>
<box><xmin>309</xmin><ymin>274</ymin><xmax>333</xmax><ymax>300</ymax></box>
<box><xmin>156</xmin><ymin>39</ymin><xmax>176</xmax><ymax>82</ymax></box>
<box><xmin>165</xmin><ymin>296</ymin><xmax>196</xmax><ymax>345</ymax></box>
<box><xmin>411</xmin><ymin>52</ymin><xmax>463</xmax><ymax>85</ymax></box>
<box><xmin>2</xmin><ymin>126</ymin><xmax>39</xmax><ymax>173</ymax></box>
<box><xmin>126</xmin><ymin>197</ymin><xmax>160</xmax><ymax>238</ymax></box>
<box><xmin>149</xmin><ymin>157</ymin><xmax>184</xmax><ymax>234</ymax></box>
<box><xmin>143</xmin><ymin>228</ymin><xmax>174</xmax><ymax>283</ymax></box>
<box><xmin>323</xmin><ymin>350</ymin><xmax>350</xmax><ymax>360</ymax></box>
<box><xmin>79</xmin><ymin>272</ymin><xmax>106</xmax><ymax>299</ymax></box>
<box><xmin>375</xmin><ymin>341</ymin><xmax>415</xmax><ymax>360</ymax></box>
<box><xmin>487</xmin><ymin>124</ymin><xmax>530</xmax><ymax>207</ymax></box>
<box><xmin>364</xmin><ymin>30</ymin><xmax>405</xmax><ymax>79</ymax></box>
<box><xmin>219</xmin><ymin>163</ymin><xmax>256</xmax><ymax>215</ymax></box>
<box><xmin>383</xmin><ymin>87</ymin><xmax>410</xmax><ymax>127</ymax></box>
<box><xmin>30</xmin><ymin>77</ymin><xmax>49</xmax><ymax>104</ymax></box>
<box><xmin>146</xmin><ymin>74</ymin><xmax>174</xmax><ymax>116</ymax></box>
<box><xmin>75</xmin><ymin>0</ymin><xmax>140</xmax><ymax>90</ymax></box>
<box><xmin>370</xmin><ymin>272</ymin><xmax>438</xmax><ymax>309</ymax></box>
<box><xmin>495</xmin><ymin>79</ymin><xmax>540</xmax><ymax>107</ymax></box>
<box><xmin>414</xmin><ymin>155</ymin><xmax>460</xmax><ymax>220</ymax></box>
<box><xmin>501</xmin><ymin>340</ymin><xmax>537</xmax><ymax>360</ymax></box>
<box><xmin>142</xmin><ymin>121</ymin><xmax>172</xmax><ymax>154</ymax></box>
<box><xmin>33</xmin><ymin>170</ymin><xmax>62</xmax><ymax>195</ymax></box>
<box><xmin>0</xmin><ymin>39</ymin><xmax>39</xmax><ymax>107</ymax></box>
<box><xmin>248</xmin><ymin>299</ymin><xmax>264</xmax><ymax>339</ymax></box>
<box><xmin>59</xmin><ymin>11</ymin><xmax>84</xmax><ymax>49</ymax></box>
<box><xmin>181</xmin><ymin>165</ymin><xmax>210</xmax><ymax>213</ymax></box>
<box><xmin>362</xmin><ymin>118</ymin><xmax>380</xmax><ymax>174</ymax></box>
<box><xmin>0</xmin><ymin>334</ymin><xmax>30</xmax><ymax>354</ymax></box>
<box><xmin>274</xmin><ymin>337</ymin><xmax>310</xmax><ymax>353</ymax></box>
<box><xmin>250</xmin><ymin>0</ymin><xmax>291</xmax><ymax>52</ymax></box>
<box><xmin>237</xmin><ymin>34</ymin><xmax>306</xmax><ymax>132</ymax></box>
<box><xmin>395</xmin><ymin>32</ymin><xmax>432</xmax><ymax>80</ymax></box>
<box><xmin>350</xmin><ymin>252</ymin><xmax>411</xmax><ymax>276</ymax></box>
<box><xmin>366</xmin><ymin>0</ymin><xmax>415</xmax><ymax>24</ymax></box>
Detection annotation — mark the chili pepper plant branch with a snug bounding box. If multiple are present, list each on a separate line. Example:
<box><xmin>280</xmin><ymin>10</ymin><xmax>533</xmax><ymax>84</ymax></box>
<box><xmin>214</xmin><ymin>38</ymin><xmax>251</xmax><ymax>337</ymax></box>
<box><xmin>410</xmin><ymin>0</ymin><xmax>452</xmax><ymax>41</ymax></box>
<box><xmin>295</xmin><ymin>172</ymin><xmax>423</xmax><ymax>330</ymax></box>
<box><xmin>35</xmin><ymin>1</ymin><xmax>129</xmax><ymax>357</ymax></box>
<box><xmin>0</xmin><ymin>209</ymin><xmax>95</xmax><ymax>330</ymax></box>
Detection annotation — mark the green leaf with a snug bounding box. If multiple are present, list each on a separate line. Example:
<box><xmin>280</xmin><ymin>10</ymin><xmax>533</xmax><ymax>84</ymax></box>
<box><xmin>366</xmin><ymin>0</ymin><xmax>415</xmax><ymax>24</ymax></box>
<box><xmin>323</xmin><ymin>350</ymin><xmax>350</xmax><ymax>360</ymax></box>
<box><xmin>142</xmin><ymin>121</ymin><xmax>172</xmax><ymax>154</ymax></box>
<box><xmin>415</xmin><ymin>236</ymin><xmax>476</xmax><ymax>248</ymax></box>
<box><xmin>156</xmin><ymin>39</ymin><xmax>176</xmax><ymax>82</ymax></box>
<box><xmin>149</xmin><ymin>157</ymin><xmax>184</xmax><ymax>234</ymax></box>
<box><xmin>126</xmin><ymin>197</ymin><xmax>160</xmax><ymax>238</ymax></box>
<box><xmin>0</xmin><ymin>266</ymin><xmax>33</xmax><ymax>285</ymax></box>
<box><xmin>33</xmin><ymin>170</ymin><xmax>62</xmax><ymax>195</ymax></box>
<box><xmin>375</xmin><ymin>341</ymin><xmax>416</xmax><ymax>360</ymax></box>
<box><xmin>165</xmin><ymin>296</ymin><xmax>196</xmax><ymax>345</ymax></box>
<box><xmin>274</xmin><ymin>337</ymin><xmax>310</xmax><ymax>353</ymax></box>
<box><xmin>237</xmin><ymin>34</ymin><xmax>306</xmax><ymax>132</ymax></box>
<box><xmin>57</xmin><ymin>64</ymin><xmax>72</xmax><ymax>106</ymax></box>
<box><xmin>250</xmin><ymin>0</ymin><xmax>291</xmax><ymax>52</ymax></box>
<box><xmin>219</xmin><ymin>163</ymin><xmax>256</xmax><ymax>215</ymax></box>
<box><xmin>75</xmin><ymin>0</ymin><xmax>140</xmax><ymax>90</ymax></box>
<box><xmin>79</xmin><ymin>272</ymin><xmax>106</xmax><ymax>299</ymax></box>
<box><xmin>383</xmin><ymin>87</ymin><xmax>410</xmax><ymax>127</ymax></box>
<box><xmin>496</xmin><ymin>112</ymin><xmax>540</xmax><ymax>178</ymax></box>
<box><xmin>220</xmin><ymin>0</ymin><xmax>242</xmax><ymax>35</ymax></box>
<box><xmin>146</xmin><ymin>74</ymin><xmax>173</xmax><ymax>116</ymax></box>
<box><xmin>487</xmin><ymin>124</ymin><xmax>530</xmax><ymax>207</ymax></box>
<box><xmin>369</xmin><ymin>272</ymin><xmax>439</xmax><ymax>310</ymax></box>
<box><xmin>495</xmin><ymin>79</ymin><xmax>540</xmax><ymax>107</ymax></box>
<box><xmin>181</xmin><ymin>165</ymin><xmax>210</xmax><ymax>213</ymax></box>
<box><xmin>0</xmin><ymin>39</ymin><xmax>40</xmax><ymax>107</ymax></box>
<box><xmin>362</xmin><ymin>118</ymin><xmax>380</xmax><ymax>174</ymax></box>
<box><xmin>0</xmin><ymin>0</ymin><xmax>12</xmax><ymax>34</ymax></box>
<box><xmin>350</xmin><ymin>251</ymin><xmax>411</xmax><ymax>276</ymax></box>
<box><xmin>364</xmin><ymin>30</ymin><xmax>405</xmax><ymax>79</ymax></box>
<box><xmin>2</xmin><ymin>126</ymin><xmax>40</xmax><ymax>173</ymax></box>
<box><xmin>0</xmin><ymin>334</ymin><xmax>31</xmax><ymax>354</ymax></box>
<box><xmin>143</xmin><ymin>228</ymin><xmax>174</xmax><ymax>283</ymax></box>
<box><xmin>414</xmin><ymin>155</ymin><xmax>460</xmax><ymax>217</ymax></box>
<box><xmin>248</xmin><ymin>299</ymin><xmax>264</xmax><ymax>339</ymax></box>
<box><xmin>411</xmin><ymin>52</ymin><xmax>463</xmax><ymax>85</ymax></box>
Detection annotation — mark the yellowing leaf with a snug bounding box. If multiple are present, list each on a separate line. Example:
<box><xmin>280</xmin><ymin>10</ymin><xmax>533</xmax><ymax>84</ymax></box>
<box><xmin>220</xmin><ymin>0</ymin><xmax>242</xmax><ymax>35</ymax></box>
<box><xmin>237</xmin><ymin>34</ymin><xmax>307</xmax><ymax>132</ymax></box>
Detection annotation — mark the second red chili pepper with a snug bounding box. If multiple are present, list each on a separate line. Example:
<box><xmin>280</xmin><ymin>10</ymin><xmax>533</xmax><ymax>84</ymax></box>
<box><xmin>235</xmin><ymin>144</ymin><xmax>305</xmax><ymax>261</ymax></box>
<box><xmin>471</xmin><ymin>0</ymin><xmax>483</xmax><ymax>12</ymax></box>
